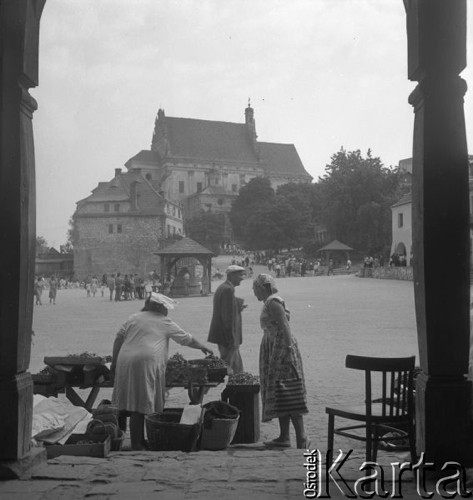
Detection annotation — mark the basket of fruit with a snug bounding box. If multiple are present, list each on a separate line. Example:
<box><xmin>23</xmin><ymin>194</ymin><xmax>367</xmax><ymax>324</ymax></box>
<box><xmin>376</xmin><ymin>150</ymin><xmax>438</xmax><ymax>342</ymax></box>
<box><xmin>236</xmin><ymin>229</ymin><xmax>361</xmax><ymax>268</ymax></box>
<box><xmin>225</xmin><ymin>372</ymin><xmax>260</xmax><ymax>392</ymax></box>
<box><xmin>188</xmin><ymin>354</ymin><xmax>229</xmax><ymax>383</ymax></box>
<box><xmin>165</xmin><ymin>352</ymin><xmax>190</xmax><ymax>386</ymax></box>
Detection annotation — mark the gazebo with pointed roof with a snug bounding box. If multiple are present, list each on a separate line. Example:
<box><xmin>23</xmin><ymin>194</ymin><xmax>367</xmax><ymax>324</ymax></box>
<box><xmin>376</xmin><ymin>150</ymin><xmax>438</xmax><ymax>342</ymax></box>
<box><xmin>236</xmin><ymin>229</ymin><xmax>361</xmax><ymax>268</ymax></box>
<box><xmin>154</xmin><ymin>237</ymin><xmax>215</xmax><ymax>295</ymax></box>
<box><xmin>317</xmin><ymin>239</ymin><xmax>354</xmax><ymax>264</ymax></box>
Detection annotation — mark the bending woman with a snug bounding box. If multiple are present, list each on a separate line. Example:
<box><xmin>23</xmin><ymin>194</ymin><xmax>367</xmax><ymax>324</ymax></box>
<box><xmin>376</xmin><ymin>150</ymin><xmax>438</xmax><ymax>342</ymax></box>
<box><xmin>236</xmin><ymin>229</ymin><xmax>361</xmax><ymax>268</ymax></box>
<box><xmin>253</xmin><ymin>274</ymin><xmax>310</xmax><ymax>449</ymax></box>
<box><xmin>111</xmin><ymin>292</ymin><xmax>212</xmax><ymax>450</ymax></box>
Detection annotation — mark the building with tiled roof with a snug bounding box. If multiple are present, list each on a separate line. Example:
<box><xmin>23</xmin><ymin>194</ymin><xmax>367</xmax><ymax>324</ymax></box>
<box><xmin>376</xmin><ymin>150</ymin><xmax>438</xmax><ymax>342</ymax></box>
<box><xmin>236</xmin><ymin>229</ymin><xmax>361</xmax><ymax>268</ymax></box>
<box><xmin>73</xmin><ymin>168</ymin><xmax>184</xmax><ymax>278</ymax></box>
<box><xmin>125</xmin><ymin>104</ymin><xmax>312</xmax><ymax>232</ymax></box>
<box><xmin>73</xmin><ymin>104</ymin><xmax>311</xmax><ymax>277</ymax></box>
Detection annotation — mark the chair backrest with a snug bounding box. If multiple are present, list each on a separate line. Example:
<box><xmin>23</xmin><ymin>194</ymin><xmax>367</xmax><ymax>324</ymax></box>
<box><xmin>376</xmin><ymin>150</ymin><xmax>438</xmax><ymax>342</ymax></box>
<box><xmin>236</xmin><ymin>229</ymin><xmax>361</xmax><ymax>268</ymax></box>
<box><xmin>345</xmin><ymin>355</ymin><xmax>416</xmax><ymax>419</ymax></box>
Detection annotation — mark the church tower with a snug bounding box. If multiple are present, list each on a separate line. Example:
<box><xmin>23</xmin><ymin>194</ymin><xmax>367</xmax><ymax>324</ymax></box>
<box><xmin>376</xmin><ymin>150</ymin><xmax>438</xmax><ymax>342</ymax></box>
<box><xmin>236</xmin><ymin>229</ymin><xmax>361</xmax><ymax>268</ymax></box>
<box><xmin>245</xmin><ymin>100</ymin><xmax>259</xmax><ymax>160</ymax></box>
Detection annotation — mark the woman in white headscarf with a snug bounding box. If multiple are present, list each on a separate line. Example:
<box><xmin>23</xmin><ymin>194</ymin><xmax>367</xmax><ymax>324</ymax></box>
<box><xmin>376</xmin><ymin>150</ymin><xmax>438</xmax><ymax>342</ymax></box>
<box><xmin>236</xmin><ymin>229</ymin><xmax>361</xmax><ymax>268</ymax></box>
<box><xmin>111</xmin><ymin>293</ymin><xmax>212</xmax><ymax>450</ymax></box>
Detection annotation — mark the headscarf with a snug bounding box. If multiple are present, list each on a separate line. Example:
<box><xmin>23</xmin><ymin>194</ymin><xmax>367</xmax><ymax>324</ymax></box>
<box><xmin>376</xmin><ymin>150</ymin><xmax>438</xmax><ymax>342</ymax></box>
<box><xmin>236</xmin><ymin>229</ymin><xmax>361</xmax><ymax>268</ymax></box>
<box><xmin>149</xmin><ymin>292</ymin><xmax>177</xmax><ymax>310</ymax></box>
<box><xmin>253</xmin><ymin>273</ymin><xmax>278</xmax><ymax>294</ymax></box>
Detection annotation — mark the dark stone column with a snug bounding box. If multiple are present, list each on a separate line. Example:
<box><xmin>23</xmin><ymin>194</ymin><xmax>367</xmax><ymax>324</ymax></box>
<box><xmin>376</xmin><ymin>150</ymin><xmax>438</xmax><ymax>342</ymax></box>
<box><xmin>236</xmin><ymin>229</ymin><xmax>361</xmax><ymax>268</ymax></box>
<box><xmin>0</xmin><ymin>0</ymin><xmax>47</xmax><ymax>473</ymax></box>
<box><xmin>404</xmin><ymin>0</ymin><xmax>472</xmax><ymax>464</ymax></box>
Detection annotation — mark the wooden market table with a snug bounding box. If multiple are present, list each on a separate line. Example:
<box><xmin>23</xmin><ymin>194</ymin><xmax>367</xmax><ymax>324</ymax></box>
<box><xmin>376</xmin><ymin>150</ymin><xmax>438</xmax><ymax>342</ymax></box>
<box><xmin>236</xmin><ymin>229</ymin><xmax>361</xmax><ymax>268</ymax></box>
<box><xmin>33</xmin><ymin>356</ymin><xmax>222</xmax><ymax>411</ymax></box>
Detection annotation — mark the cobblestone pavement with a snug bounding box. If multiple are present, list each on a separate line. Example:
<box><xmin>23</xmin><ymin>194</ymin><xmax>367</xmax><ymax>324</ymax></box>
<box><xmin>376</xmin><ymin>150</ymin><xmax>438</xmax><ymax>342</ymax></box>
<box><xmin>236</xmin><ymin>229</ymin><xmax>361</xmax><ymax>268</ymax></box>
<box><xmin>14</xmin><ymin>259</ymin><xmax>464</xmax><ymax>497</ymax></box>
<box><xmin>1</xmin><ymin>445</ymin><xmax>440</xmax><ymax>499</ymax></box>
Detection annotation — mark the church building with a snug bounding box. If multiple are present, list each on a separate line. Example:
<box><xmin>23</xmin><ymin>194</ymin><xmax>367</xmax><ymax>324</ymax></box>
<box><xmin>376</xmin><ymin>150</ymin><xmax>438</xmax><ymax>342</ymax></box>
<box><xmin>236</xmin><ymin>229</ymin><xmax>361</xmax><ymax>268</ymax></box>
<box><xmin>126</xmin><ymin>103</ymin><xmax>312</xmax><ymax>222</ymax></box>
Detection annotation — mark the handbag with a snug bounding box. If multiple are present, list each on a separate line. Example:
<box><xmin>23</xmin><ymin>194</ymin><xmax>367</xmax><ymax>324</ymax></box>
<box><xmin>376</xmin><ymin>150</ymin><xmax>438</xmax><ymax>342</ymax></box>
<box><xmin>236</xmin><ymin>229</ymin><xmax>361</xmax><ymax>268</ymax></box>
<box><xmin>274</xmin><ymin>360</ymin><xmax>308</xmax><ymax>414</ymax></box>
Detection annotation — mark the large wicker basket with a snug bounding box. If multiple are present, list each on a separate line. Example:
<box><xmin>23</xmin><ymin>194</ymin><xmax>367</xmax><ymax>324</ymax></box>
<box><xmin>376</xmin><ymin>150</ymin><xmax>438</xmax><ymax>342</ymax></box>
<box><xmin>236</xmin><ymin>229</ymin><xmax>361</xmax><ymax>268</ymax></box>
<box><xmin>145</xmin><ymin>408</ymin><xmax>202</xmax><ymax>452</ymax></box>
<box><xmin>199</xmin><ymin>415</ymin><xmax>240</xmax><ymax>450</ymax></box>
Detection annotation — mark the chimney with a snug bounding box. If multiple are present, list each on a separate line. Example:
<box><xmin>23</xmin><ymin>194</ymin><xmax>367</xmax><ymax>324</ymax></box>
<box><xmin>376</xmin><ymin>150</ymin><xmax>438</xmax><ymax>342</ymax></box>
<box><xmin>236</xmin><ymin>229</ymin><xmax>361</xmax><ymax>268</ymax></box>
<box><xmin>130</xmin><ymin>181</ymin><xmax>138</xmax><ymax>211</ymax></box>
<box><xmin>115</xmin><ymin>168</ymin><xmax>122</xmax><ymax>177</ymax></box>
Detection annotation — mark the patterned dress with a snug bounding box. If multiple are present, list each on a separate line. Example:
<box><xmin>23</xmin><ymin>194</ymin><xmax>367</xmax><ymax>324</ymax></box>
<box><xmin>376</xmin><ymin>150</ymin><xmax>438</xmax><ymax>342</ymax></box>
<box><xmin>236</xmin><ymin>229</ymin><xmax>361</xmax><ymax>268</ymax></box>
<box><xmin>259</xmin><ymin>294</ymin><xmax>308</xmax><ymax>421</ymax></box>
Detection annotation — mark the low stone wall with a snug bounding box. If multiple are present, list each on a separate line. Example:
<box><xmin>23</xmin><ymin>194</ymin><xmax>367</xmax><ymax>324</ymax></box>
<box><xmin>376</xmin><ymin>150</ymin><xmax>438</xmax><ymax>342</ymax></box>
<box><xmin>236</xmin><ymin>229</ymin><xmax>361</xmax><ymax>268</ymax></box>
<box><xmin>357</xmin><ymin>266</ymin><xmax>413</xmax><ymax>281</ymax></box>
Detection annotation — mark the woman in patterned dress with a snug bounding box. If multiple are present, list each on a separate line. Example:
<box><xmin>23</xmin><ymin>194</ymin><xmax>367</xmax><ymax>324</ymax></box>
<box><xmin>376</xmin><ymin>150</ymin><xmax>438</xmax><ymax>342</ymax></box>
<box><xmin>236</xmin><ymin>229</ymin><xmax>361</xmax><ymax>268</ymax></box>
<box><xmin>253</xmin><ymin>274</ymin><xmax>309</xmax><ymax>449</ymax></box>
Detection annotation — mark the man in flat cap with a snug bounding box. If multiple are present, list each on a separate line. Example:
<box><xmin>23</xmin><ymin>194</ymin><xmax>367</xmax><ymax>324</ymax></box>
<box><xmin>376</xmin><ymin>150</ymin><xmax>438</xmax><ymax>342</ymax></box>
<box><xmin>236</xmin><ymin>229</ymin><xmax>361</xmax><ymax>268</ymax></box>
<box><xmin>208</xmin><ymin>265</ymin><xmax>246</xmax><ymax>373</ymax></box>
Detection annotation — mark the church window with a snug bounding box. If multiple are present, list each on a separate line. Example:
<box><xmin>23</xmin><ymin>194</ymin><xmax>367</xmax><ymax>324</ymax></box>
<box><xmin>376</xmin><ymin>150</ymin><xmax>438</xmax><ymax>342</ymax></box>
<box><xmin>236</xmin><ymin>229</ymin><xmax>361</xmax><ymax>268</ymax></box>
<box><xmin>104</xmin><ymin>203</ymin><xmax>110</xmax><ymax>212</ymax></box>
<box><xmin>232</xmin><ymin>184</ymin><xmax>237</xmax><ymax>193</ymax></box>
<box><xmin>398</xmin><ymin>213</ymin><xmax>404</xmax><ymax>228</ymax></box>
<box><xmin>217</xmin><ymin>198</ymin><xmax>224</xmax><ymax>206</ymax></box>
<box><xmin>179</xmin><ymin>181</ymin><xmax>185</xmax><ymax>193</ymax></box>
<box><xmin>167</xmin><ymin>224</ymin><xmax>171</xmax><ymax>236</ymax></box>
<box><xmin>197</xmin><ymin>182</ymin><xmax>202</xmax><ymax>193</ymax></box>
<box><xmin>117</xmin><ymin>224</ymin><xmax>122</xmax><ymax>233</ymax></box>
<box><xmin>145</xmin><ymin>173</ymin><xmax>152</xmax><ymax>180</ymax></box>
<box><xmin>114</xmin><ymin>204</ymin><xmax>120</xmax><ymax>212</ymax></box>
<box><xmin>108</xmin><ymin>224</ymin><xmax>113</xmax><ymax>234</ymax></box>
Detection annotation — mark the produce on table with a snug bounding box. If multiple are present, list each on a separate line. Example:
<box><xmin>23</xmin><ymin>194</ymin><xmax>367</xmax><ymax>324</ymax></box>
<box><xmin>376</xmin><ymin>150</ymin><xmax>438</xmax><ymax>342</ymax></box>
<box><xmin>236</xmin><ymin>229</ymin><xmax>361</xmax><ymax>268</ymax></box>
<box><xmin>227</xmin><ymin>372</ymin><xmax>260</xmax><ymax>385</ymax></box>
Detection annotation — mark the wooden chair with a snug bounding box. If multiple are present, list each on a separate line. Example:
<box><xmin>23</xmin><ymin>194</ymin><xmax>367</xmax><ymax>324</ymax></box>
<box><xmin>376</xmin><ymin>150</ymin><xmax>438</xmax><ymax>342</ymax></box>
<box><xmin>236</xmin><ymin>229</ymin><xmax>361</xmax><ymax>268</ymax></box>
<box><xmin>326</xmin><ymin>355</ymin><xmax>416</xmax><ymax>463</ymax></box>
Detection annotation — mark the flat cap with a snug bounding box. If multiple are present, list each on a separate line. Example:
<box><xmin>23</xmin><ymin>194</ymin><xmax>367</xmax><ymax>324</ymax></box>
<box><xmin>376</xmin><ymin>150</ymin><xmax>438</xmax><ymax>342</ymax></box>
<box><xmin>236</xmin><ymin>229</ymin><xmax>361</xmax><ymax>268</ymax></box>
<box><xmin>225</xmin><ymin>265</ymin><xmax>245</xmax><ymax>274</ymax></box>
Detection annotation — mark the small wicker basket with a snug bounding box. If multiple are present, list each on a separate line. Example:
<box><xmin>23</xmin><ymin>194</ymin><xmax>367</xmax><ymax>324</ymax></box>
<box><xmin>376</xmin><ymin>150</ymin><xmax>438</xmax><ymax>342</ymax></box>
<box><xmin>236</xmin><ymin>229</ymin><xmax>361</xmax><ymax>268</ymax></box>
<box><xmin>145</xmin><ymin>409</ymin><xmax>203</xmax><ymax>452</ymax></box>
<box><xmin>200</xmin><ymin>415</ymin><xmax>240</xmax><ymax>450</ymax></box>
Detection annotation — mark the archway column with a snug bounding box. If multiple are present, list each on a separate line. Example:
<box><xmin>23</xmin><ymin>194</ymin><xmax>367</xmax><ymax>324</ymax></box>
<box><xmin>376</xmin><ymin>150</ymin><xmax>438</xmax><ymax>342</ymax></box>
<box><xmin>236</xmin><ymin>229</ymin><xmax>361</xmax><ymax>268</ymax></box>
<box><xmin>0</xmin><ymin>0</ymin><xmax>47</xmax><ymax>477</ymax></box>
<box><xmin>405</xmin><ymin>0</ymin><xmax>472</xmax><ymax>464</ymax></box>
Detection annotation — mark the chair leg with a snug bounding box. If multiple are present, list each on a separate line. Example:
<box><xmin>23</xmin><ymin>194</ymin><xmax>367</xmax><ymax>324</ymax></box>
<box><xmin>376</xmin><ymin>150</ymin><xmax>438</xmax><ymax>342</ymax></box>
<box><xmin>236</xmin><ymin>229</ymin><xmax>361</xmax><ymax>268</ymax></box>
<box><xmin>366</xmin><ymin>422</ymin><xmax>372</xmax><ymax>462</ymax></box>
<box><xmin>327</xmin><ymin>414</ymin><xmax>334</xmax><ymax>463</ymax></box>
<box><xmin>408</xmin><ymin>420</ymin><xmax>417</xmax><ymax>464</ymax></box>
<box><xmin>372</xmin><ymin>426</ymin><xmax>379</xmax><ymax>463</ymax></box>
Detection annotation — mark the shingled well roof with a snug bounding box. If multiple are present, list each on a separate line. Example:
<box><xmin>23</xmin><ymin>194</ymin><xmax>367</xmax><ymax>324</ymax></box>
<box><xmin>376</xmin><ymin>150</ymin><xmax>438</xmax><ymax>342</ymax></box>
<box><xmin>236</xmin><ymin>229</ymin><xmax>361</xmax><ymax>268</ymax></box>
<box><xmin>154</xmin><ymin>237</ymin><xmax>214</xmax><ymax>256</ymax></box>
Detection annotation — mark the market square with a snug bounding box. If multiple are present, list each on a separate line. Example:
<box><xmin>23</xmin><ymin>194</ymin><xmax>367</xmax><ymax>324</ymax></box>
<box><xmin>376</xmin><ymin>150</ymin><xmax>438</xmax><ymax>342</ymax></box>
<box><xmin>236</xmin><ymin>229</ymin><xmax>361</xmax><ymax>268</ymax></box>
<box><xmin>30</xmin><ymin>257</ymin><xmax>418</xmax><ymax>454</ymax></box>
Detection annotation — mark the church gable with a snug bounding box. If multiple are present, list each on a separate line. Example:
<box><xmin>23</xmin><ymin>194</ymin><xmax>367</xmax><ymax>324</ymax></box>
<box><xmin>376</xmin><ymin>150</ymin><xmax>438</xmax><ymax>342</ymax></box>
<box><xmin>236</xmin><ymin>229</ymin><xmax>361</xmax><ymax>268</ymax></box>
<box><xmin>259</xmin><ymin>142</ymin><xmax>312</xmax><ymax>180</ymax></box>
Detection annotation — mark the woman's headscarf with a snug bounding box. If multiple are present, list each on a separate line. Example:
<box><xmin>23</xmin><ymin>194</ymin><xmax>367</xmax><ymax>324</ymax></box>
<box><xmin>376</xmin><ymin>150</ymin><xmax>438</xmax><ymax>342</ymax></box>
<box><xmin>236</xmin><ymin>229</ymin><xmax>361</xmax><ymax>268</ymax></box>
<box><xmin>253</xmin><ymin>273</ymin><xmax>278</xmax><ymax>294</ymax></box>
<box><xmin>149</xmin><ymin>292</ymin><xmax>177</xmax><ymax>310</ymax></box>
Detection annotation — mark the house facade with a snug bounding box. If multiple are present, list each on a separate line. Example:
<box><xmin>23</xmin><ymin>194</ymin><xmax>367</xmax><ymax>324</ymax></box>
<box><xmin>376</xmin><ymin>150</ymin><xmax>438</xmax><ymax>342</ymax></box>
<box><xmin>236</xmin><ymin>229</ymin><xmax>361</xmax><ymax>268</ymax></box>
<box><xmin>73</xmin><ymin>168</ymin><xmax>183</xmax><ymax>278</ymax></box>
<box><xmin>391</xmin><ymin>156</ymin><xmax>473</xmax><ymax>266</ymax></box>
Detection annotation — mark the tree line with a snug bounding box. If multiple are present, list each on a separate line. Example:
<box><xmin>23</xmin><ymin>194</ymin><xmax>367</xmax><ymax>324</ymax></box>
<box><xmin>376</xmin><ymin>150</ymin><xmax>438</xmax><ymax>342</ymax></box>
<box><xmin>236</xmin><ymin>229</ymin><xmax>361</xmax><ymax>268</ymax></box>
<box><xmin>188</xmin><ymin>148</ymin><xmax>409</xmax><ymax>256</ymax></box>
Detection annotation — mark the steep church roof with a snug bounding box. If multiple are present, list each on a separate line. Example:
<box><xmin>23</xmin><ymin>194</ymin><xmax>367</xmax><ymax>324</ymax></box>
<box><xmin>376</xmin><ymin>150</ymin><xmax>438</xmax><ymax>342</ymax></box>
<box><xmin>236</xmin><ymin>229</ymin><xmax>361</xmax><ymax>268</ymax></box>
<box><xmin>164</xmin><ymin>117</ymin><xmax>258</xmax><ymax>163</ymax></box>
<box><xmin>259</xmin><ymin>142</ymin><xmax>308</xmax><ymax>177</ymax></box>
<box><xmin>149</xmin><ymin>107</ymin><xmax>312</xmax><ymax>181</ymax></box>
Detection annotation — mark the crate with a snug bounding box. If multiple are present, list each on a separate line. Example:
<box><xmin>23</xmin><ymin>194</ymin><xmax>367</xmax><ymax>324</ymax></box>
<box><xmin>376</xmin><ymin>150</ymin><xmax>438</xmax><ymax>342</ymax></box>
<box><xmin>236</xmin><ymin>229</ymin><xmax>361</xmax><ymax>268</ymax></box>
<box><xmin>200</xmin><ymin>415</ymin><xmax>239</xmax><ymax>450</ymax></box>
<box><xmin>221</xmin><ymin>385</ymin><xmax>260</xmax><ymax>444</ymax></box>
<box><xmin>145</xmin><ymin>408</ymin><xmax>203</xmax><ymax>452</ymax></box>
<box><xmin>45</xmin><ymin>434</ymin><xmax>111</xmax><ymax>459</ymax></box>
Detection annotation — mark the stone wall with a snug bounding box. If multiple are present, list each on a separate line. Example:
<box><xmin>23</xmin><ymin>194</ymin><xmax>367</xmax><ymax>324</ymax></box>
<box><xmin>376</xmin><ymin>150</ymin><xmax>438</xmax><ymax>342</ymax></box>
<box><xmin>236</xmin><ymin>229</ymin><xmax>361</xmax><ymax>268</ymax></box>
<box><xmin>74</xmin><ymin>216</ymin><xmax>164</xmax><ymax>279</ymax></box>
<box><xmin>357</xmin><ymin>266</ymin><xmax>413</xmax><ymax>281</ymax></box>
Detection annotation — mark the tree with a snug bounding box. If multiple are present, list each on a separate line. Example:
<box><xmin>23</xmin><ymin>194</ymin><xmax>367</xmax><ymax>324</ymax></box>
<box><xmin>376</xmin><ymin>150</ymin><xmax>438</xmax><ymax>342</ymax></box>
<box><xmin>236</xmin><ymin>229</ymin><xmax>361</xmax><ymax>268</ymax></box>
<box><xmin>229</xmin><ymin>179</ymin><xmax>316</xmax><ymax>251</ymax></box>
<box><xmin>67</xmin><ymin>217</ymin><xmax>78</xmax><ymax>248</ymax></box>
<box><xmin>36</xmin><ymin>235</ymin><xmax>49</xmax><ymax>256</ymax></box>
<box><xmin>187</xmin><ymin>211</ymin><xmax>225</xmax><ymax>254</ymax></box>
<box><xmin>229</xmin><ymin>177</ymin><xmax>275</xmax><ymax>240</ymax></box>
<box><xmin>318</xmin><ymin>148</ymin><xmax>400</xmax><ymax>255</ymax></box>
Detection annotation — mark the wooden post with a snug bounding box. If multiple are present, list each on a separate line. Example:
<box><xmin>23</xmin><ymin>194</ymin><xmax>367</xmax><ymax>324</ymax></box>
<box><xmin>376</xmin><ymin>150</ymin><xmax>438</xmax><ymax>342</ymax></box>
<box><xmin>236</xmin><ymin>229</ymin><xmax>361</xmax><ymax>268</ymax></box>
<box><xmin>0</xmin><ymin>0</ymin><xmax>47</xmax><ymax>476</ymax></box>
<box><xmin>404</xmin><ymin>0</ymin><xmax>472</xmax><ymax>464</ymax></box>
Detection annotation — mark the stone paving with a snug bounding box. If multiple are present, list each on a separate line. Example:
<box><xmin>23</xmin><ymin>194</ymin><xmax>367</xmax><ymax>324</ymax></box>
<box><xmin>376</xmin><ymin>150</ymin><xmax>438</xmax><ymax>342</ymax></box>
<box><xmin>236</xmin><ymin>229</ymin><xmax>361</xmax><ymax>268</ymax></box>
<box><xmin>3</xmin><ymin>259</ymin><xmax>468</xmax><ymax>497</ymax></box>
<box><xmin>0</xmin><ymin>445</ymin><xmax>432</xmax><ymax>499</ymax></box>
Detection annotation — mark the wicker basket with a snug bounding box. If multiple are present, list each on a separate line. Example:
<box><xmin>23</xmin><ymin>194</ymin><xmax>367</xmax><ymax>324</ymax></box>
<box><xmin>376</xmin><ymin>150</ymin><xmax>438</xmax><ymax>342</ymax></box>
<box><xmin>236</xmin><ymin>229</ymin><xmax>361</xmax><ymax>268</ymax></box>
<box><xmin>111</xmin><ymin>429</ymin><xmax>126</xmax><ymax>451</ymax></box>
<box><xmin>145</xmin><ymin>409</ymin><xmax>202</xmax><ymax>452</ymax></box>
<box><xmin>200</xmin><ymin>415</ymin><xmax>240</xmax><ymax>450</ymax></box>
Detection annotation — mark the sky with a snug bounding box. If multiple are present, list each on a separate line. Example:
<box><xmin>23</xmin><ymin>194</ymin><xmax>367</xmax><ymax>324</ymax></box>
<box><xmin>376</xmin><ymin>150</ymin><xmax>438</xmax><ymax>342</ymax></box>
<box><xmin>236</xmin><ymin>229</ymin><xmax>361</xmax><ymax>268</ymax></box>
<box><xmin>31</xmin><ymin>0</ymin><xmax>473</xmax><ymax>247</ymax></box>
